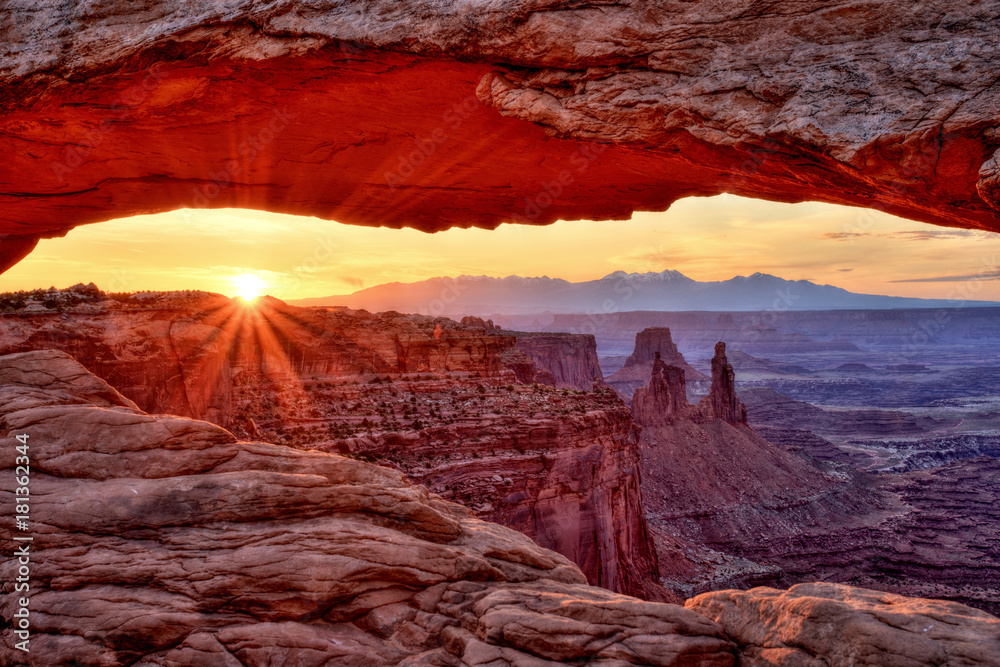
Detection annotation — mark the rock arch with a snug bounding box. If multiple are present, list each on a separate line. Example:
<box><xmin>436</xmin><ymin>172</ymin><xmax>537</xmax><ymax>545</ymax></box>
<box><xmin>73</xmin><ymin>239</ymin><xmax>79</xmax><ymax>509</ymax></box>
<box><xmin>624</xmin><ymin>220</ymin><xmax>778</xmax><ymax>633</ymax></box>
<box><xmin>1</xmin><ymin>0</ymin><xmax>998</xmax><ymax>271</ymax></box>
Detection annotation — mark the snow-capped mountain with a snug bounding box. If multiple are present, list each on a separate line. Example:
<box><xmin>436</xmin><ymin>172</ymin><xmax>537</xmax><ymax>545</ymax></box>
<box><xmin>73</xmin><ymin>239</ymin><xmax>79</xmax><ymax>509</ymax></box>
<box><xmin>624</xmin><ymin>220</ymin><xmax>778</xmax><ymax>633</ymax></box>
<box><xmin>288</xmin><ymin>270</ymin><xmax>999</xmax><ymax>316</ymax></box>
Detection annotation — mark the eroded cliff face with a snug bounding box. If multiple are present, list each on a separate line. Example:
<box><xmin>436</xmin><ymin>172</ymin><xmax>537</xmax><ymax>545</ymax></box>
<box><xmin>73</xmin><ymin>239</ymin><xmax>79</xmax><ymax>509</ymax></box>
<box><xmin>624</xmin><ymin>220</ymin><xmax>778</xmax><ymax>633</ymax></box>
<box><xmin>630</xmin><ymin>339</ymin><xmax>746</xmax><ymax>427</ymax></box>
<box><xmin>2</xmin><ymin>1</ymin><xmax>999</xmax><ymax>271</ymax></box>
<box><xmin>3</xmin><ymin>350</ymin><xmax>998</xmax><ymax>666</ymax></box>
<box><xmin>0</xmin><ymin>292</ymin><xmax>662</xmax><ymax>600</ymax></box>
<box><xmin>512</xmin><ymin>332</ymin><xmax>604</xmax><ymax>391</ymax></box>
<box><xmin>628</xmin><ymin>331</ymin><xmax>1000</xmax><ymax>613</ymax></box>
<box><xmin>607</xmin><ymin>327</ymin><xmax>704</xmax><ymax>402</ymax></box>
<box><xmin>0</xmin><ymin>294</ymin><xmax>515</xmax><ymax>427</ymax></box>
<box><xmin>700</xmin><ymin>342</ymin><xmax>748</xmax><ymax>426</ymax></box>
<box><xmin>0</xmin><ymin>350</ymin><xmax>734</xmax><ymax>666</ymax></box>
<box><xmin>631</xmin><ymin>352</ymin><xmax>690</xmax><ymax>427</ymax></box>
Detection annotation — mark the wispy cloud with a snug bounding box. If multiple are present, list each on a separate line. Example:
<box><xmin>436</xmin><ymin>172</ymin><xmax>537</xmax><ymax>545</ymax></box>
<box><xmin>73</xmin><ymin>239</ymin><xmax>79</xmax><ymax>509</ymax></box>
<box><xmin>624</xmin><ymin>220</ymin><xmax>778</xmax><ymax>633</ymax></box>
<box><xmin>339</xmin><ymin>276</ymin><xmax>364</xmax><ymax>288</ymax></box>
<box><xmin>879</xmin><ymin>230</ymin><xmax>976</xmax><ymax>241</ymax></box>
<box><xmin>837</xmin><ymin>268</ymin><xmax>854</xmax><ymax>272</ymax></box>
<box><xmin>892</xmin><ymin>271</ymin><xmax>1000</xmax><ymax>283</ymax></box>
<box><xmin>820</xmin><ymin>232</ymin><xmax>870</xmax><ymax>241</ymax></box>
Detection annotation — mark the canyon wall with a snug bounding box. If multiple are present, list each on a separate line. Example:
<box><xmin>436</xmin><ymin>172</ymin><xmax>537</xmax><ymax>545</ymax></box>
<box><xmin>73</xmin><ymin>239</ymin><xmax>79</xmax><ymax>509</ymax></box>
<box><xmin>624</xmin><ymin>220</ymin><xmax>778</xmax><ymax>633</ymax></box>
<box><xmin>0</xmin><ymin>350</ymin><xmax>731</xmax><ymax>665</ymax></box>
<box><xmin>0</xmin><ymin>292</ymin><xmax>662</xmax><ymax>599</ymax></box>
<box><xmin>512</xmin><ymin>332</ymin><xmax>604</xmax><ymax>391</ymax></box>
<box><xmin>2</xmin><ymin>1</ymin><xmax>1000</xmax><ymax>271</ymax></box>
<box><xmin>3</xmin><ymin>350</ymin><xmax>998</xmax><ymax>665</ymax></box>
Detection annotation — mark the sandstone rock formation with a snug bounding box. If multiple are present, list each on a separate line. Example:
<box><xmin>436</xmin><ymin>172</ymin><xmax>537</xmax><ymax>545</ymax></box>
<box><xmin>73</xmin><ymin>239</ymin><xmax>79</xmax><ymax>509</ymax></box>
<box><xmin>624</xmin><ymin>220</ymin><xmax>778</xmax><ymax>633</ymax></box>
<box><xmin>627</xmin><ymin>335</ymin><xmax>897</xmax><ymax>600</ymax></box>
<box><xmin>3</xmin><ymin>350</ymin><xmax>997</xmax><ymax>666</ymax></box>
<box><xmin>625</xmin><ymin>328</ymin><xmax>687</xmax><ymax>369</ymax></box>
<box><xmin>631</xmin><ymin>352</ymin><xmax>690</xmax><ymax>427</ymax></box>
<box><xmin>2</xmin><ymin>1</ymin><xmax>1000</xmax><ymax>271</ymax></box>
<box><xmin>628</xmin><ymin>336</ymin><xmax>745</xmax><ymax>428</ymax></box>
<box><xmin>697</xmin><ymin>342</ymin><xmax>747</xmax><ymax>426</ymax></box>
<box><xmin>0</xmin><ymin>294</ymin><xmax>518</xmax><ymax>427</ymax></box>
<box><xmin>0</xmin><ymin>292</ymin><xmax>663</xmax><ymax>600</ymax></box>
<box><xmin>687</xmin><ymin>582</ymin><xmax>1000</xmax><ymax>667</ymax></box>
<box><xmin>633</xmin><ymin>338</ymin><xmax>1000</xmax><ymax>615</ymax></box>
<box><xmin>0</xmin><ymin>349</ymin><xmax>739</xmax><ymax>666</ymax></box>
<box><xmin>512</xmin><ymin>332</ymin><xmax>604</xmax><ymax>391</ymax></box>
<box><xmin>460</xmin><ymin>316</ymin><xmax>499</xmax><ymax>332</ymax></box>
<box><xmin>607</xmin><ymin>327</ymin><xmax>703</xmax><ymax>402</ymax></box>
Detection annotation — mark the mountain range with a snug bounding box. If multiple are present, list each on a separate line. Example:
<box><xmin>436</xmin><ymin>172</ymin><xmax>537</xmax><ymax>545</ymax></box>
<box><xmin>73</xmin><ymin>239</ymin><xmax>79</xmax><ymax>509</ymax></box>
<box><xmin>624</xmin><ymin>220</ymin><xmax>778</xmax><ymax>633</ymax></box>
<box><xmin>288</xmin><ymin>270</ymin><xmax>1000</xmax><ymax>316</ymax></box>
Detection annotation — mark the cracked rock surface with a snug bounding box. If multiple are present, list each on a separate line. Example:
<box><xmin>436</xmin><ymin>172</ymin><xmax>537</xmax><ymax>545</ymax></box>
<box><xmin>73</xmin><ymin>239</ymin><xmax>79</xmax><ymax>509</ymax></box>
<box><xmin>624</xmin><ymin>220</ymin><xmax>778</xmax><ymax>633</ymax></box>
<box><xmin>0</xmin><ymin>350</ymin><xmax>736</xmax><ymax>666</ymax></box>
<box><xmin>2</xmin><ymin>351</ymin><xmax>999</xmax><ymax>664</ymax></box>
<box><xmin>687</xmin><ymin>582</ymin><xmax>1000</xmax><ymax>667</ymax></box>
<box><xmin>1</xmin><ymin>1</ymin><xmax>999</xmax><ymax>271</ymax></box>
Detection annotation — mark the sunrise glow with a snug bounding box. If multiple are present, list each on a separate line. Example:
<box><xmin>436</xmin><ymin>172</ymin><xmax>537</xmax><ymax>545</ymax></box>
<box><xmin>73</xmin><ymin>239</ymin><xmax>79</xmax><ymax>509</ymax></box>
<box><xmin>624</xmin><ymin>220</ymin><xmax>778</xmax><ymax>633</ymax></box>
<box><xmin>234</xmin><ymin>273</ymin><xmax>266</xmax><ymax>300</ymax></box>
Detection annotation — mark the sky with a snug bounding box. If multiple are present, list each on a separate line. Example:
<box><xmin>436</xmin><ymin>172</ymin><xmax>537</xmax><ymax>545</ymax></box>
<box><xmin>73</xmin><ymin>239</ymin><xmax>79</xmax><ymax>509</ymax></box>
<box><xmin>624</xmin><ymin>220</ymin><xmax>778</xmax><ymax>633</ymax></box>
<box><xmin>2</xmin><ymin>194</ymin><xmax>1000</xmax><ymax>302</ymax></box>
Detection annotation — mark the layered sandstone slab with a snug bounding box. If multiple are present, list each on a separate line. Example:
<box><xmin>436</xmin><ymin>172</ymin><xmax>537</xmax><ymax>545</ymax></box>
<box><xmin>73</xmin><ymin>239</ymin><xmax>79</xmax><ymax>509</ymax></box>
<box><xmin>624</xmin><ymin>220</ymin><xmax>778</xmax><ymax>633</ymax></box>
<box><xmin>511</xmin><ymin>332</ymin><xmax>604</xmax><ymax>390</ymax></box>
<box><xmin>0</xmin><ymin>349</ymin><xmax>737</xmax><ymax>665</ymax></box>
<box><xmin>2</xmin><ymin>1</ymin><xmax>1000</xmax><ymax>271</ymax></box>
<box><xmin>687</xmin><ymin>582</ymin><xmax>1000</xmax><ymax>667</ymax></box>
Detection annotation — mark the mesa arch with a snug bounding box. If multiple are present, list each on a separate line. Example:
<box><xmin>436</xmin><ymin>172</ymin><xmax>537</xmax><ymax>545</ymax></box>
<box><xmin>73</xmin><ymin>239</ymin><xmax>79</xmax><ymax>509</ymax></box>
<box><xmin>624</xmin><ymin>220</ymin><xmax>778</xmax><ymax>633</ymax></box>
<box><xmin>1</xmin><ymin>0</ymin><xmax>999</xmax><ymax>273</ymax></box>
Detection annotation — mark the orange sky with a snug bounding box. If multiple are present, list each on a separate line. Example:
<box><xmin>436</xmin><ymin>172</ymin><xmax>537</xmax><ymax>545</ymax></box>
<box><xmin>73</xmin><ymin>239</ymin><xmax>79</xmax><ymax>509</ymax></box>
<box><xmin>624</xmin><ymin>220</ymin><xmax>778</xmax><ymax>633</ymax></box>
<box><xmin>3</xmin><ymin>194</ymin><xmax>1000</xmax><ymax>302</ymax></box>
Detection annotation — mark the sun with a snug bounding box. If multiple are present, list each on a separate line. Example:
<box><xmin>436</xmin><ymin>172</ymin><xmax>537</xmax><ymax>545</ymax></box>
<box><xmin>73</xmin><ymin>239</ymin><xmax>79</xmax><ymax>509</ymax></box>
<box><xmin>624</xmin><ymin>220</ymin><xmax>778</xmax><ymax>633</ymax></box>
<box><xmin>234</xmin><ymin>273</ymin><xmax>266</xmax><ymax>300</ymax></box>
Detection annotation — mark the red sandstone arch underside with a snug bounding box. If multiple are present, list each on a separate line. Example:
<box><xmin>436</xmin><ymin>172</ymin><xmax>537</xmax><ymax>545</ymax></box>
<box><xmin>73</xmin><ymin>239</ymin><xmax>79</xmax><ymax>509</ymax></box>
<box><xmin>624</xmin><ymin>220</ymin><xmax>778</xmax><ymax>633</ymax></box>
<box><xmin>1</xmin><ymin>0</ymin><xmax>998</xmax><ymax>272</ymax></box>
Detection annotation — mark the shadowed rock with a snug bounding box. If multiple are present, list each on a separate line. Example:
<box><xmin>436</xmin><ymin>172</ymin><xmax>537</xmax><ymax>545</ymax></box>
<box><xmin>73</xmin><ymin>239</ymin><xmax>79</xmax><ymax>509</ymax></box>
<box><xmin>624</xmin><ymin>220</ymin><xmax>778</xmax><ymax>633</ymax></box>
<box><xmin>632</xmin><ymin>352</ymin><xmax>690</xmax><ymax>427</ymax></box>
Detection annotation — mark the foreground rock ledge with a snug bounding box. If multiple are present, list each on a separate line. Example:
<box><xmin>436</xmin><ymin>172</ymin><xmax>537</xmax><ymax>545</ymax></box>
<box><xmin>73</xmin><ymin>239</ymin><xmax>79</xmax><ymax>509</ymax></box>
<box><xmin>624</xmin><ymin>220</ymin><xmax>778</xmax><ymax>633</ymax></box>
<box><xmin>2</xmin><ymin>1</ymin><xmax>1000</xmax><ymax>271</ymax></box>
<box><xmin>0</xmin><ymin>350</ymin><xmax>733</xmax><ymax>665</ymax></box>
<box><xmin>687</xmin><ymin>583</ymin><xmax>1000</xmax><ymax>667</ymax></box>
<box><xmin>1</xmin><ymin>350</ymin><xmax>998</xmax><ymax>666</ymax></box>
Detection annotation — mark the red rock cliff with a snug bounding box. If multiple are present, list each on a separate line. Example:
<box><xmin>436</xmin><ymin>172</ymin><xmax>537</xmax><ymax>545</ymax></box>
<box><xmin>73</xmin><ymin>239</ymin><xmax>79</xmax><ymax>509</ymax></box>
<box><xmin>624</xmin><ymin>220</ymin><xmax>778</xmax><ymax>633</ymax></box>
<box><xmin>697</xmin><ymin>342</ymin><xmax>748</xmax><ymax>426</ymax></box>
<box><xmin>0</xmin><ymin>291</ymin><xmax>664</xmax><ymax>600</ymax></box>
<box><xmin>631</xmin><ymin>352</ymin><xmax>690</xmax><ymax>427</ymax></box>
<box><xmin>607</xmin><ymin>327</ymin><xmax>703</xmax><ymax>402</ymax></box>
<box><xmin>3</xmin><ymin>350</ymin><xmax>997</xmax><ymax>665</ymax></box>
<box><xmin>512</xmin><ymin>332</ymin><xmax>604</xmax><ymax>391</ymax></box>
<box><xmin>2</xmin><ymin>1</ymin><xmax>1000</xmax><ymax>271</ymax></box>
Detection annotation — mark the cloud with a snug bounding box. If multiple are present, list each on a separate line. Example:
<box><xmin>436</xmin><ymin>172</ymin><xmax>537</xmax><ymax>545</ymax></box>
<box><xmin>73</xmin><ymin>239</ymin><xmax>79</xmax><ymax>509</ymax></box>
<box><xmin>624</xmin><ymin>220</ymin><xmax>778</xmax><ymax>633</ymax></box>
<box><xmin>820</xmin><ymin>232</ymin><xmax>870</xmax><ymax>240</ymax></box>
<box><xmin>878</xmin><ymin>230</ymin><xmax>976</xmax><ymax>241</ymax></box>
<box><xmin>891</xmin><ymin>270</ymin><xmax>1000</xmax><ymax>283</ymax></box>
<box><xmin>339</xmin><ymin>276</ymin><xmax>365</xmax><ymax>288</ymax></box>
<box><xmin>837</xmin><ymin>268</ymin><xmax>854</xmax><ymax>272</ymax></box>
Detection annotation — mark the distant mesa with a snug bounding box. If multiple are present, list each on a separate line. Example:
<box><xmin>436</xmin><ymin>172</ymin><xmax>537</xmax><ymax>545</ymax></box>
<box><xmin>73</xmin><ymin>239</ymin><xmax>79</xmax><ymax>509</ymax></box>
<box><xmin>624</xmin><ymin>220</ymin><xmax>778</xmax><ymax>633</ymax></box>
<box><xmin>460</xmin><ymin>315</ymin><xmax>500</xmax><ymax>331</ymax></box>
<box><xmin>606</xmin><ymin>327</ymin><xmax>704</xmax><ymax>402</ymax></box>
<box><xmin>836</xmin><ymin>362</ymin><xmax>875</xmax><ymax>372</ymax></box>
<box><xmin>887</xmin><ymin>363</ymin><xmax>931</xmax><ymax>372</ymax></box>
